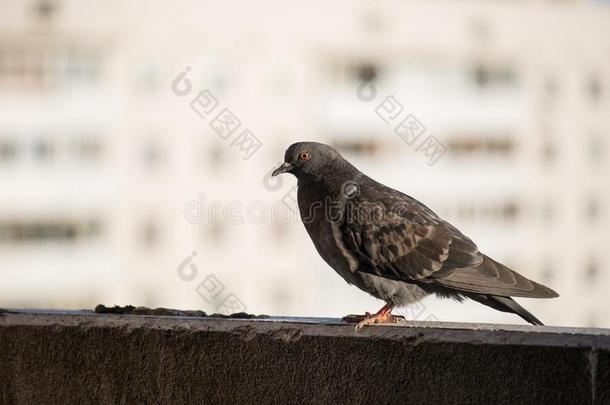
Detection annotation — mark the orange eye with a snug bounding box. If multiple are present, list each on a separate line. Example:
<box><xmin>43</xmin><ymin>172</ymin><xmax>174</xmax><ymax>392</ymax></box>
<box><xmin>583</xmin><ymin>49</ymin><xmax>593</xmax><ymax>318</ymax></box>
<box><xmin>299</xmin><ymin>152</ymin><xmax>311</xmax><ymax>161</ymax></box>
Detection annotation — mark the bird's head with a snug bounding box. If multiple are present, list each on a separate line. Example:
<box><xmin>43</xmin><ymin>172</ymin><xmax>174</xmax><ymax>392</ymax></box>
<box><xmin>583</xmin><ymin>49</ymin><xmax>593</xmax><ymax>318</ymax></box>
<box><xmin>271</xmin><ymin>142</ymin><xmax>341</xmax><ymax>178</ymax></box>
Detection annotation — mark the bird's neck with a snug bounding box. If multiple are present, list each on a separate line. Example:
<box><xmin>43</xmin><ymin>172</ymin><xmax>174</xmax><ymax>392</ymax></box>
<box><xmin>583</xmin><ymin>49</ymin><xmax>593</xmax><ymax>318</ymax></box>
<box><xmin>298</xmin><ymin>159</ymin><xmax>364</xmax><ymax>198</ymax></box>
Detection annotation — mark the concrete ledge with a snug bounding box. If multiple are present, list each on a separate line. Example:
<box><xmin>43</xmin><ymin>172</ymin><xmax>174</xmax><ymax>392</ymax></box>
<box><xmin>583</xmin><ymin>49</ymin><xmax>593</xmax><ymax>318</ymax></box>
<box><xmin>1</xmin><ymin>309</ymin><xmax>609</xmax><ymax>404</ymax></box>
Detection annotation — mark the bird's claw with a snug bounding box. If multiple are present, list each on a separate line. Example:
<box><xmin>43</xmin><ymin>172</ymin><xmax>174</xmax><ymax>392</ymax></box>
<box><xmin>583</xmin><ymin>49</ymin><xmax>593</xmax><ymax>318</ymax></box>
<box><xmin>354</xmin><ymin>314</ymin><xmax>405</xmax><ymax>330</ymax></box>
<box><xmin>342</xmin><ymin>313</ymin><xmax>405</xmax><ymax>330</ymax></box>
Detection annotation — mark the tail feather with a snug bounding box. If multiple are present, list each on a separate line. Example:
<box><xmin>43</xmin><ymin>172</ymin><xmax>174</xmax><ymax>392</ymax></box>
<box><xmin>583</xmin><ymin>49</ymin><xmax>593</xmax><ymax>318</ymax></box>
<box><xmin>466</xmin><ymin>293</ymin><xmax>545</xmax><ymax>326</ymax></box>
<box><xmin>437</xmin><ymin>255</ymin><xmax>559</xmax><ymax>299</ymax></box>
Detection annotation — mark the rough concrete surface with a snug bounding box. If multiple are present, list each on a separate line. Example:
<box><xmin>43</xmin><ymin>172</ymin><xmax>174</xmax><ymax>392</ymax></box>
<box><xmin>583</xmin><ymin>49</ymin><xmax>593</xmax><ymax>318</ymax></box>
<box><xmin>0</xmin><ymin>310</ymin><xmax>608</xmax><ymax>405</ymax></box>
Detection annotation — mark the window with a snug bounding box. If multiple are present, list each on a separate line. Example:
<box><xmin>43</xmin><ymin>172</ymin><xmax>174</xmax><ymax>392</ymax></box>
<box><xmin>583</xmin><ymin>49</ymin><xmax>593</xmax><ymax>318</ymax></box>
<box><xmin>63</xmin><ymin>50</ymin><xmax>101</xmax><ymax>84</ymax></box>
<box><xmin>447</xmin><ymin>136</ymin><xmax>515</xmax><ymax>157</ymax></box>
<box><xmin>139</xmin><ymin>219</ymin><xmax>159</xmax><ymax>248</ymax></box>
<box><xmin>32</xmin><ymin>138</ymin><xmax>55</xmax><ymax>161</ymax></box>
<box><xmin>541</xmin><ymin>138</ymin><xmax>556</xmax><ymax>164</ymax></box>
<box><xmin>323</xmin><ymin>61</ymin><xmax>380</xmax><ymax>84</ymax></box>
<box><xmin>586</xmin><ymin>75</ymin><xmax>603</xmax><ymax>103</ymax></box>
<box><xmin>585</xmin><ymin>259</ymin><xmax>599</xmax><ymax>284</ymax></box>
<box><xmin>207</xmin><ymin>145</ymin><xmax>225</xmax><ymax>168</ymax></box>
<box><xmin>540</xmin><ymin>262</ymin><xmax>554</xmax><ymax>284</ymax></box>
<box><xmin>541</xmin><ymin>200</ymin><xmax>554</xmax><ymax>224</ymax></box>
<box><xmin>271</xmin><ymin>223</ymin><xmax>290</xmax><ymax>242</ymax></box>
<box><xmin>73</xmin><ymin>136</ymin><xmax>103</xmax><ymax>161</ymax></box>
<box><xmin>544</xmin><ymin>76</ymin><xmax>558</xmax><ymax>98</ymax></box>
<box><xmin>206</xmin><ymin>222</ymin><xmax>225</xmax><ymax>244</ymax></box>
<box><xmin>331</xmin><ymin>139</ymin><xmax>382</xmax><ymax>157</ymax></box>
<box><xmin>355</xmin><ymin>64</ymin><xmax>377</xmax><ymax>83</ymax></box>
<box><xmin>471</xmin><ymin>64</ymin><xmax>517</xmax><ymax>89</ymax></box>
<box><xmin>0</xmin><ymin>41</ymin><xmax>102</xmax><ymax>91</ymax></box>
<box><xmin>0</xmin><ymin>219</ymin><xmax>102</xmax><ymax>243</ymax></box>
<box><xmin>588</xmin><ymin>134</ymin><xmax>604</xmax><ymax>163</ymax></box>
<box><xmin>0</xmin><ymin>138</ymin><xmax>18</xmax><ymax>162</ymax></box>
<box><xmin>585</xmin><ymin>196</ymin><xmax>601</xmax><ymax>222</ymax></box>
<box><xmin>0</xmin><ymin>45</ymin><xmax>51</xmax><ymax>90</ymax></box>
<box><xmin>454</xmin><ymin>200</ymin><xmax>520</xmax><ymax>223</ymax></box>
<box><xmin>33</xmin><ymin>0</ymin><xmax>58</xmax><ymax>20</ymax></box>
<box><xmin>140</xmin><ymin>139</ymin><xmax>164</xmax><ymax>170</ymax></box>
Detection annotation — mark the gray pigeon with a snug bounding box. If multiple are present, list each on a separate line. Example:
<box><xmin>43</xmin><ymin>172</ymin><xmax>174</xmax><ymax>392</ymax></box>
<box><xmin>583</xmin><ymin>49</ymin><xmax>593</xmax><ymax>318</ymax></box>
<box><xmin>272</xmin><ymin>141</ymin><xmax>558</xmax><ymax>328</ymax></box>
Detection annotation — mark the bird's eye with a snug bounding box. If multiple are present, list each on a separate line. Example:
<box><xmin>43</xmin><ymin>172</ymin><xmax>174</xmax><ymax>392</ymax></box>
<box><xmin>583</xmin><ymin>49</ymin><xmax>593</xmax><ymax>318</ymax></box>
<box><xmin>299</xmin><ymin>152</ymin><xmax>311</xmax><ymax>161</ymax></box>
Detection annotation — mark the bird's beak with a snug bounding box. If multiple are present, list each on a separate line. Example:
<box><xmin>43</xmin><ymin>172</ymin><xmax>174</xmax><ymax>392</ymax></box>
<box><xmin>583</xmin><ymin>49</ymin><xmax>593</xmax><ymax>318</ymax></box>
<box><xmin>271</xmin><ymin>162</ymin><xmax>294</xmax><ymax>177</ymax></box>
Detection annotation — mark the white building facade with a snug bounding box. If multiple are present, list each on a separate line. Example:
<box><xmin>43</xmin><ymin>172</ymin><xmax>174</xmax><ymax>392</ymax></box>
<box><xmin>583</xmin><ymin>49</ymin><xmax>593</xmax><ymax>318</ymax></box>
<box><xmin>0</xmin><ymin>0</ymin><xmax>608</xmax><ymax>326</ymax></box>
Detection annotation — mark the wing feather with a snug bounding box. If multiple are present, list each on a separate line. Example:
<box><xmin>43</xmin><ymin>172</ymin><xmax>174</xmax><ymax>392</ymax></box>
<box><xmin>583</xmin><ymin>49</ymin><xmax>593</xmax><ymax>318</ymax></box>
<box><xmin>339</xmin><ymin>183</ymin><xmax>558</xmax><ymax>298</ymax></box>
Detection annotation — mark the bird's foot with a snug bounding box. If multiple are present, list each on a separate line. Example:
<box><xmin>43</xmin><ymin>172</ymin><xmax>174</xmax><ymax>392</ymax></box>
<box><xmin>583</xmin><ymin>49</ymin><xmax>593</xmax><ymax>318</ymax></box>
<box><xmin>353</xmin><ymin>312</ymin><xmax>405</xmax><ymax>330</ymax></box>
<box><xmin>342</xmin><ymin>304</ymin><xmax>404</xmax><ymax>330</ymax></box>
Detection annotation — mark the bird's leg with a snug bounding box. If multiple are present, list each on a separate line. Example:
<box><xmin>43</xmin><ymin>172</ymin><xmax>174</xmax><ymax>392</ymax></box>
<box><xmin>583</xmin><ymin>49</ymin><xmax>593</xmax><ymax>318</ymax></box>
<box><xmin>342</xmin><ymin>303</ymin><xmax>405</xmax><ymax>330</ymax></box>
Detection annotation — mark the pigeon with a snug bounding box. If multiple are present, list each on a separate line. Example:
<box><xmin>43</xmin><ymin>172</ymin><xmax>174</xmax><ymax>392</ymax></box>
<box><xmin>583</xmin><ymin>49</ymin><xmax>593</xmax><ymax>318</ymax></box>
<box><xmin>272</xmin><ymin>141</ymin><xmax>558</xmax><ymax>328</ymax></box>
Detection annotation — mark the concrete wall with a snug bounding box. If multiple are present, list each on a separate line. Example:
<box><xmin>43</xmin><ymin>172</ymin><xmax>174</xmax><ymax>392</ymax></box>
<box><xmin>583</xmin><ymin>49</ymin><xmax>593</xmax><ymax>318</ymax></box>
<box><xmin>0</xmin><ymin>310</ymin><xmax>608</xmax><ymax>404</ymax></box>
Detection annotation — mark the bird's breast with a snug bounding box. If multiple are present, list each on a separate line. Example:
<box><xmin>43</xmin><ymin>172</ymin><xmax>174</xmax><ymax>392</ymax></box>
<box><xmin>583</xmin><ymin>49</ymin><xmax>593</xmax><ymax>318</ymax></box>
<box><xmin>297</xmin><ymin>185</ymin><xmax>359</xmax><ymax>280</ymax></box>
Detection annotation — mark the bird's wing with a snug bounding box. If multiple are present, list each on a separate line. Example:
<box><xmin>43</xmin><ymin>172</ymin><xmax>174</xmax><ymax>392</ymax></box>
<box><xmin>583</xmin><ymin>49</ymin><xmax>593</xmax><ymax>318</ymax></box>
<box><xmin>340</xmin><ymin>185</ymin><xmax>557</xmax><ymax>298</ymax></box>
<box><xmin>435</xmin><ymin>255</ymin><xmax>557</xmax><ymax>297</ymax></box>
<box><xmin>340</xmin><ymin>191</ymin><xmax>482</xmax><ymax>280</ymax></box>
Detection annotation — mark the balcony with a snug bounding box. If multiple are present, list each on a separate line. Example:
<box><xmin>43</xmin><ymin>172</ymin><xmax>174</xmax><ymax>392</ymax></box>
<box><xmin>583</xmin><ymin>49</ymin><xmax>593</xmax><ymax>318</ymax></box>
<box><xmin>0</xmin><ymin>308</ymin><xmax>608</xmax><ymax>404</ymax></box>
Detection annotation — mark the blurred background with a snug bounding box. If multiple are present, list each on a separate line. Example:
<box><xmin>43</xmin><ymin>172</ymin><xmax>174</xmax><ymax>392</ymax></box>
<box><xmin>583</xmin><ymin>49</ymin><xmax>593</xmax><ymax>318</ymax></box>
<box><xmin>0</xmin><ymin>0</ymin><xmax>609</xmax><ymax>327</ymax></box>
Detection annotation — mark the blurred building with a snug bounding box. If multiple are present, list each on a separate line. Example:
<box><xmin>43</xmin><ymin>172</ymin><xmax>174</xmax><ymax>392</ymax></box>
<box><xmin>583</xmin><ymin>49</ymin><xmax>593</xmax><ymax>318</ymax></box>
<box><xmin>0</xmin><ymin>0</ymin><xmax>609</xmax><ymax>327</ymax></box>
